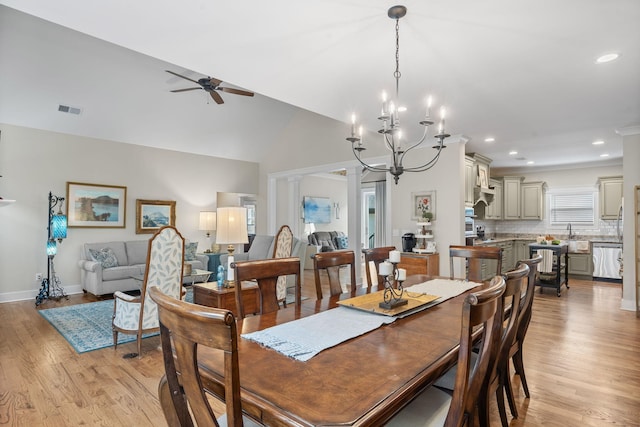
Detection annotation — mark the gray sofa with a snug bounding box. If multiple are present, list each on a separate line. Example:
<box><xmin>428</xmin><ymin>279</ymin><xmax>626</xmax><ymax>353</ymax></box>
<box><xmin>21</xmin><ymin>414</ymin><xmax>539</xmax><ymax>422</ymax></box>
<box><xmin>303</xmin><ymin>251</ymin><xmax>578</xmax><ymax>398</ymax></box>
<box><xmin>308</xmin><ymin>231</ymin><xmax>348</xmax><ymax>252</ymax></box>
<box><xmin>220</xmin><ymin>234</ymin><xmax>307</xmax><ymax>287</ymax></box>
<box><xmin>78</xmin><ymin>240</ymin><xmax>208</xmax><ymax>297</ymax></box>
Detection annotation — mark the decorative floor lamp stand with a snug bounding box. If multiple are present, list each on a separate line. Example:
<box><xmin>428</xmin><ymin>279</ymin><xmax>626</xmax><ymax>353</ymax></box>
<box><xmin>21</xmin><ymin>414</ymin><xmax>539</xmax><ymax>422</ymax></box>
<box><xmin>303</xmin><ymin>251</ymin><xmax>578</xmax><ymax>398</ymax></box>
<box><xmin>35</xmin><ymin>192</ymin><xmax>68</xmax><ymax>306</ymax></box>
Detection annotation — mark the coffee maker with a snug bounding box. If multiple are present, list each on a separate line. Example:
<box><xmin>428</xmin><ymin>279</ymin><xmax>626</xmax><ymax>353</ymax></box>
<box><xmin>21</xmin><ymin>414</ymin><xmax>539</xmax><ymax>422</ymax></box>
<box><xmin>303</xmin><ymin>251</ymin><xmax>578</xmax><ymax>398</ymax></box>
<box><xmin>402</xmin><ymin>233</ymin><xmax>416</xmax><ymax>252</ymax></box>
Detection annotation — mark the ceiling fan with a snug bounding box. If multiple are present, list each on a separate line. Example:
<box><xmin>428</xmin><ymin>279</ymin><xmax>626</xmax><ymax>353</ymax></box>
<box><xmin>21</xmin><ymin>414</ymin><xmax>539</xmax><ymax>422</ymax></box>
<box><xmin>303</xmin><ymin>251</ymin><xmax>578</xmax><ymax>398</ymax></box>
<box><xmin>165</xmin><ymin>70</ymin><xmax>254</xmax><ymax>104</ymax></box>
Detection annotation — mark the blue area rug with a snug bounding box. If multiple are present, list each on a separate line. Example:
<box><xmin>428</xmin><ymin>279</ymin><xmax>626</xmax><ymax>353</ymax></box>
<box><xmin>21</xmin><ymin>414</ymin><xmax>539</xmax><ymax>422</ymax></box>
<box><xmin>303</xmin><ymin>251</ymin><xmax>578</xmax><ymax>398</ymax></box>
<box><xmin>38</xmin><ymin>289</ymin><xmax>194</xmax><ymax>354</ymax></box>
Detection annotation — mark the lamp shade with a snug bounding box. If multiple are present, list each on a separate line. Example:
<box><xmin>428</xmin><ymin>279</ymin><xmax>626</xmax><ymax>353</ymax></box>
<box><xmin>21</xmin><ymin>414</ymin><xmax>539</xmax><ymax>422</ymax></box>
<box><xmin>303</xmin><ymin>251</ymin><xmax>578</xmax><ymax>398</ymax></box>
<box><xmin>51</xmin><ymin>214</ymin><xmax>67</xmax><ymax>240</ymax></box>
<box><xmin>199</xmin><ymin>211</ymin><xmax>217</xmax><ymax>231</ymax></box>
<box><xmin>216</xmin><ymin>207</ymin><xmax>248</xmax><ymax>245</ymax></box>
<box><xmin>46</xmin><ymin>240</ymin><xmax>57</xmax><ymax>257</ymax></box>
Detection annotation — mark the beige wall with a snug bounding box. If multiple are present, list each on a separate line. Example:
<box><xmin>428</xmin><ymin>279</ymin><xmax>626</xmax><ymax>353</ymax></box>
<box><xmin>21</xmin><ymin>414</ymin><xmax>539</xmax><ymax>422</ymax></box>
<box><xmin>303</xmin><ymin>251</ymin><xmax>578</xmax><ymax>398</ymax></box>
<box><xmin>0</xmin><ymin>124</ymin><xmax>258</xmax><ymax>300</ymax></box>
<box><xmin>621</xmin><ymin>130</ymin><xmax>640</xmax><ymax>310</ymax></box>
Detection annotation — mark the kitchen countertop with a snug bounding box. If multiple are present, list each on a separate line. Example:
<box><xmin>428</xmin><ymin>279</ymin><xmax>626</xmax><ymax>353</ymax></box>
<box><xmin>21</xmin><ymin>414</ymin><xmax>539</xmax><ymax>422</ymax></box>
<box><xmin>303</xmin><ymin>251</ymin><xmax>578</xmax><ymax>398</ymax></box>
<box><xmin>470</xmin><ymin>235</ymin><xmax>618</xmax><ymax>254</ymax></box>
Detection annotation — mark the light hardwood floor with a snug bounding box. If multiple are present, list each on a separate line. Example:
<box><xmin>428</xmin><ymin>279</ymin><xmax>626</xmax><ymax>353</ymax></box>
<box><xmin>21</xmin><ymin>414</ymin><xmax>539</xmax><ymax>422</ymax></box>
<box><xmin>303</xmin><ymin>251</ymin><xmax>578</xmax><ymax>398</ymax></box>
<box><xmin>1</xmin><ymin>274</ymin><xmax>639</xmax><ymax>426</ymax></box>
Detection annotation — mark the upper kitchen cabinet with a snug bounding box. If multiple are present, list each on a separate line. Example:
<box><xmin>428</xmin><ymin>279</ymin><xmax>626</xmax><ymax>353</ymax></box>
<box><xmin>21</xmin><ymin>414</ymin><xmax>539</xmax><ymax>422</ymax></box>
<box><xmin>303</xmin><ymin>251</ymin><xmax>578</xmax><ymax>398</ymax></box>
<box><xmin>598</xmin><ymin>176</ymin><xmax>623</xmax><ymax>219</ymax></box>
<box><xmin>464</xmin><ymin>156</ymin><xmax>475</xmax><ymax>207</ymax></box>
<box><xmin>480</xmin><ymin>178</ymin><xmax>502</xmax><ymax>220</ymax></box>
<box><xmin>521</xmin><ymin>182</ymin><xmax>546</xmax><ymax>220</ymax></box>
<box><xmin>500</xmin><ymin>177</ymin><xmax>546</xmax><ymax>220</ymax></box>
<box><xmin>503</xmin><ymin>176</ymin><xmax>523</xmax><ymax>220</ymax></box>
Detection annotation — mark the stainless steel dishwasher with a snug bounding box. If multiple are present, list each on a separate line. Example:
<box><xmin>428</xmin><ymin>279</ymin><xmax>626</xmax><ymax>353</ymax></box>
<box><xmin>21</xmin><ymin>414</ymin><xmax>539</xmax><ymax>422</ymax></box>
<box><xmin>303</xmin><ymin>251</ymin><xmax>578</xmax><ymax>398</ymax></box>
<box><xmin>592</xmin><ymin>242</ymin><xmax>622</xmax><ymax>281</ymax></box>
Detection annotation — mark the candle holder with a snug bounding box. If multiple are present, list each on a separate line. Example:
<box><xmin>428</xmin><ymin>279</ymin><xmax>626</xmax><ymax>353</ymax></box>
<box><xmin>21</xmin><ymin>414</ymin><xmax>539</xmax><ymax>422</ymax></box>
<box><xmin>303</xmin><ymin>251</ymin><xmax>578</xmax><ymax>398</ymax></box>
<box><xmin>379</xmin><ymin>261</ymin><xmax>408</xmax><ymax>309</ymax></box>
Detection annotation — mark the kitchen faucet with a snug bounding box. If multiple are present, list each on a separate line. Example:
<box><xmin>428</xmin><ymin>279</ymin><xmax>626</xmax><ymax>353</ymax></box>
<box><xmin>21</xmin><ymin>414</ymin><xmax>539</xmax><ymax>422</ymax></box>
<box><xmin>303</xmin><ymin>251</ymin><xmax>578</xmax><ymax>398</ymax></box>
<box><xmin>567</xmin><ymin>223</ymin><xmax>573</xmax><ymax>240</ymax></box>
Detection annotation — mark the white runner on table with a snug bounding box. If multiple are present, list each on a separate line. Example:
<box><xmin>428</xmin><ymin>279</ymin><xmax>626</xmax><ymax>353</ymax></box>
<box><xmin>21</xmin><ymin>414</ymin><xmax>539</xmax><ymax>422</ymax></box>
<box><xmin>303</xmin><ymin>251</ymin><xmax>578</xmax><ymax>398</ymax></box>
<box><xmin>241</xmin><ymin>306</ymin><xmax>396</xmax><ymax>362</ymax></box>
<box><xmin>400</xmin><ymin>278</ymin><xmax>482</xmax><ymax>315</ymax></box>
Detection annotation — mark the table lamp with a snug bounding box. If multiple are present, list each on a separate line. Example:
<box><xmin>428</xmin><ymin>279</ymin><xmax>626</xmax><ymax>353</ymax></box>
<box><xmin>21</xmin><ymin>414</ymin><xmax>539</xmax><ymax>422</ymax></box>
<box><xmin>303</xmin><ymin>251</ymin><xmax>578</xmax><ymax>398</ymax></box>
<box><xmin>198</xmin><ymin>211</ymin><xmax>217</xmax><ymax>253</ymax></box>
<box><xmin>216</xmin><ymin>207</ymin><xmax>248</xmax><ymax>287</ymax></box>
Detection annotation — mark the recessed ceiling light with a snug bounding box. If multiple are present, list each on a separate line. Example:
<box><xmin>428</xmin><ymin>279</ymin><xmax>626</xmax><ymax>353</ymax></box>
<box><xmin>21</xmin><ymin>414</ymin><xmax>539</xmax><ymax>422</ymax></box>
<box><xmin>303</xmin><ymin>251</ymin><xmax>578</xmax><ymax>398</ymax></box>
<box><xmin>484</xmin><ymin>137</ymin><xmax>495</xmax><ymax>143</ymax></box>
<box><xmin>509</xmin><ymin>150</ymin><xmax>518</xmax><ymax>156</ymax></box>
<box><xmin>592</xmin><ymin>140</ymin><xmax>605</xmax><ymax>145</ymax></box>
<box><xmin>527</xmin><ymin>161</ymin><xmax>535</xmax><ymax>165</ymax></box>
<box><xmin>600</xmin><ymin>153</ymin><xmax>610</xmax><ymax>158</ymax></box>
<box><xmin>596</xmin><ymin>53</ymin><xmax>619</xmax><ymax>63</ymax></box>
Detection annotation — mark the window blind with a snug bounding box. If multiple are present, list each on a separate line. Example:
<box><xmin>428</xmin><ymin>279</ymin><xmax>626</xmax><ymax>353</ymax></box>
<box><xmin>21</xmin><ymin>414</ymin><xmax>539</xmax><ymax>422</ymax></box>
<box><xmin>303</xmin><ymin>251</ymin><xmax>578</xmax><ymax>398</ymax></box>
<box><xmin>549</xmin><ymin>192</ymin><xmax>595</xmax><ymax>225</ymax></box>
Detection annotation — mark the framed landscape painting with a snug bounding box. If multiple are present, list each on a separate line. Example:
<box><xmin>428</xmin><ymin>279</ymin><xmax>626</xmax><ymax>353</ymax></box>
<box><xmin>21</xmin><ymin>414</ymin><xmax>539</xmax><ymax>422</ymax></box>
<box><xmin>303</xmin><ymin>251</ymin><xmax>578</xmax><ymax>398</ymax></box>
<box><xmin>136</xmin><ymin>199</ymin><xmax>176</xmax><ymax>234</ymax></box>
<box><xmin>303</xmin><ymin>196</ymin><xmax>331</xmax><ymax>224</ymax></box>
<box><xmin>67</xmin><ymin>182</ymin><xmax>127</xmax><ymax>228</ymax></box>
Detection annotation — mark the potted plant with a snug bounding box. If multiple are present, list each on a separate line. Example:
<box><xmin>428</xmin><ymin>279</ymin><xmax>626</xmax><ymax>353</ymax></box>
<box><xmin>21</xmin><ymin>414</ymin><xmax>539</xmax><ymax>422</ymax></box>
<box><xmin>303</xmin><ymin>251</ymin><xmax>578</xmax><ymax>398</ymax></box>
<box><xmin>421</xmin><ymin>211</ymin><xmax>433</xmax><ymax>223</ymax></box>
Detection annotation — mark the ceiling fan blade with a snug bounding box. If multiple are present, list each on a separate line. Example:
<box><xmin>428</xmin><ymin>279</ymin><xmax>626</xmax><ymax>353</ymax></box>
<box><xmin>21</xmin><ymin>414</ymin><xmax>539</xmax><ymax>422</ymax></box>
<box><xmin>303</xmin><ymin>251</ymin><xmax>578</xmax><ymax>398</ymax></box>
<box><xmin>165</xmin><ymin>70</ymin><xmax>201</xmax><ymax>85</ymax></box>
<box><xmin>208</xmin><ymin>77</ymin><xmax>223</xmax><ymax>87</ymax></box>
<box><xmin>209</xmin><ymin>91</ymin><xmax>224</xmax><ymax>104</ymax></box>
<box><xmin>219</xmin><ymin>87</ymin><xmax>255</xmax><ymax>97</ymax></box>
<box><xmin>170</xmin><ymin>87</ymin><xmax>203</xmax><ymax>93</ymax></box>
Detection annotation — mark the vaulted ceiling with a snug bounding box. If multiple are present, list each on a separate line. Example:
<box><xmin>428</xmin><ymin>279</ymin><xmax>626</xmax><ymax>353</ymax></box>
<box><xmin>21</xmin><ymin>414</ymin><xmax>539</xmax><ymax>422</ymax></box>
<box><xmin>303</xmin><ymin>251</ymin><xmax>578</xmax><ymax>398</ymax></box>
<box><xmin>1</xmin><ymin>1</ymin><xmax>639</xmax><ymax>171</ymax></box>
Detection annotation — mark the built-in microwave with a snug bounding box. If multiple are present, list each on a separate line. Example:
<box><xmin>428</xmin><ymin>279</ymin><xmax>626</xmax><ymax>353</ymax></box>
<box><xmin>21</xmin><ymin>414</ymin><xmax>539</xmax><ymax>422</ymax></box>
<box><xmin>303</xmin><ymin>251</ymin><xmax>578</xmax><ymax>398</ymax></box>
<box><xmin>464</xmin><ymin>208</ymin><xmax>475</xmax><ymax>236</ymax></box>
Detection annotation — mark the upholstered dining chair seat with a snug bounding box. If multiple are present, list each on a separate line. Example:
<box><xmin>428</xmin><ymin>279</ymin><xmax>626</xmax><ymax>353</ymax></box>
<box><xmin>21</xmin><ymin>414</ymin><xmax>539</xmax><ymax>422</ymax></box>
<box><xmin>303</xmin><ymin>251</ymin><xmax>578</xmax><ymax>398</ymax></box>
<box><xmin>387</xmin><ymin>386</ymin><xmax>451</xmax><ymax>426</ymax></box>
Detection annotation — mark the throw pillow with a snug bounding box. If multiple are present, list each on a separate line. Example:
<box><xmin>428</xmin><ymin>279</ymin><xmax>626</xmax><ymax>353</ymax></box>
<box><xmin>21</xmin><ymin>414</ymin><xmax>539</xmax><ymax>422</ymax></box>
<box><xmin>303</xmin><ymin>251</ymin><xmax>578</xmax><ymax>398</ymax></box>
<box><xmin>89</xmin><ymin>248</ymin><xmax>119</xmax><ymax>269</ymax></box>
<box><xmin>335</xmin><ymin>235</ymin><xmax>349</xmax><ymax>249</ymax></box>
<box><xmin>184</xmin><ymin>242</ymin><xmax>198</xmax><ymax>261</ymax></box>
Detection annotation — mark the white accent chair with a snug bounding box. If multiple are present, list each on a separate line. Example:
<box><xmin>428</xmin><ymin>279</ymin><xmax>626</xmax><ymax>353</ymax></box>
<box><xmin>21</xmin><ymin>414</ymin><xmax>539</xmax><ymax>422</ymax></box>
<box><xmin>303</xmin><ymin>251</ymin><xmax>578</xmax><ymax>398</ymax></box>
<box><xmin>112</xmin><ymin>226</ymin><xmax>185</xmax><ymax>357</ymax></box>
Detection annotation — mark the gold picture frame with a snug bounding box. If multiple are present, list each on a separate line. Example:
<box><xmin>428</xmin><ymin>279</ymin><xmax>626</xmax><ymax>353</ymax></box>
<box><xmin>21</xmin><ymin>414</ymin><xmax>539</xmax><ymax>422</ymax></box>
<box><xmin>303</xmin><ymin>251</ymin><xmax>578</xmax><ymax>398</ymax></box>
<box><xmin>136</xmin><ymin>199</ymin><xmax>176</xmax><ymax>234</ymax></box>
<box><xmin>66</xmin><ymin>182</ymin><xmax>127</xmax><ymax>228</ymax></box>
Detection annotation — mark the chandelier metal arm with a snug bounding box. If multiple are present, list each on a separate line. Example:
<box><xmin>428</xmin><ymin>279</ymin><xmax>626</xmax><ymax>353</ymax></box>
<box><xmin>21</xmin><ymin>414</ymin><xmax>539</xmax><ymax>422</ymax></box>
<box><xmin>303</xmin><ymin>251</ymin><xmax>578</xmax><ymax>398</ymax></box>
<box><xmin>351</xmin><ymin>145</ymin><xmax>394</xmax><ymax>173</ymax></box>
<box><xmin>404</xmin><ymin>140</ymin><xmax>446</xmax><ymax>172</ymax></box>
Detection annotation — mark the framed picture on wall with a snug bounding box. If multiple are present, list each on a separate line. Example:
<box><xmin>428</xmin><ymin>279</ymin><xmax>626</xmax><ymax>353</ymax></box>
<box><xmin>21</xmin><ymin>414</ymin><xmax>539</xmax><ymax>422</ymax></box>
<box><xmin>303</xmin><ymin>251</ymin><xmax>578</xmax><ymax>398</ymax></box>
<box><xmin>66</xmin><ymin>182</ymin><xmax>127</xmax><ymax>228</ymax></box>
<box><xmin>136</xmin><ymin>199</ymin><xmax>176</xmax><ymax>234</ymax></box>
<box><xmin>411</xmin><ymin>191</ymin><xmax>436</xmax><ymax>221</ymax></box>
<box><xmin>303</xmin><ymin>196</ymin><xmax>331</xmax><ymax>224</ymax></box>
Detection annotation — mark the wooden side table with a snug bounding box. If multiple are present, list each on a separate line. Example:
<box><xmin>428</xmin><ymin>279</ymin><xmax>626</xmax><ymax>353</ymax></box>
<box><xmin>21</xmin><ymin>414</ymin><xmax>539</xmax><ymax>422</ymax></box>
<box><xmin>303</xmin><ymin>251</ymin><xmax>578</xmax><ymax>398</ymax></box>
<box><xmin>192</xmin><ymin>281</ymin><xmax>259</xmax><ymax>317</ymax></box>
<box><xmin>399</xmin><ymin>252</ymin><xmax>440</xmax><ymax>277</ymax></box>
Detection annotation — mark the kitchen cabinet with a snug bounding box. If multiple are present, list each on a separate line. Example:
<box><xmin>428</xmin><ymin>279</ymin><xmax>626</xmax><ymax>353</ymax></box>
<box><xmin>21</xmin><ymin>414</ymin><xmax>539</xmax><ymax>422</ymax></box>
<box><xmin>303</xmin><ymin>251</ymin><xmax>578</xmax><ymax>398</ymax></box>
<box><xmin>599</xmin><ymin>176</ymin><xmax>623</xmax><ymax>219</ymax></box>
<box><xmin>484</xmin><ymin>178</ymin><xmax>503</xmax><ymax>220</ymax></box>
<box><xmin>480</xmin><ymin>240</ymin><xmax>514</xmax><ymax>279</ymax></box>
<box><xmin>501</xmin><ymin>177</ymin><xmax>545</xmax><ymax>220</ymax></box>
<box><xmin>464</xmin><ymin>156</ymin><xmax>475</xmax><ymax>207</ymax></box>
<box><xmin>502</xmin><ymin>177</ymin><xmax>522</xmax><ymax>220</ymax></box>
<box><xmin>499</xmin><ymin>241</ymin><xmax>514</xmax><ymax>273</ymax></box>
<box><xmin>515</xmin><ymin>240</ymin><xmax>535</xmax><ymax>264</ymax></box>
<box><xmin>568</xmin><ymin>253</ymin><xmax>593</xmax><ymax>277</ymax></box>
<box><xmin>521</xmin><ymin>182</ymin><xmax>545</xmax><ymax>220</ymax></box>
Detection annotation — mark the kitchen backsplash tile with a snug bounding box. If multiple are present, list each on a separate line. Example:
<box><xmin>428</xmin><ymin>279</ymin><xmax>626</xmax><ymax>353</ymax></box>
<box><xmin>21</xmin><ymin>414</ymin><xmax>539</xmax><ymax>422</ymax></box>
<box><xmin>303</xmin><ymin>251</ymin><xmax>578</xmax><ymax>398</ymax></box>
<box><xmin>475</xmin><ymin>219</ymin><xmax>620</xmax><ymax>240</ymax></box>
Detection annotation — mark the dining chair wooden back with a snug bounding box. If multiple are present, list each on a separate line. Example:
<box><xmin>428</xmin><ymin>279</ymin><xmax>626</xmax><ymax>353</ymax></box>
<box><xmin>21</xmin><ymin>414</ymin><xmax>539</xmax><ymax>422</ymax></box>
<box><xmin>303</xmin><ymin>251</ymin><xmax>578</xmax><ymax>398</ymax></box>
<box><xmin>508</xmin><ymin>253</ymin><xmax>542</xmax><ymax>402</ymax></box>
<box><xmin>387</xmin><ymin>275</ymin><xmax>506</xmax><ymax>427</ymax></box>
<box><xmin>449</xmin><ymin>245</ymin><xmax>502</xmax><ymax>282</ymax></box>
<box><xmin>232</xmin><ymin>257</ymin><xmax>301</xmax><ymax>318</ymax></box>
<box><xmin>149</xmin><ymin>285</ymin><xmax>260</xmax><ymax>427</ymax></box>
<box><xmin>478</xmin><ymin>262</ymin><xmax>529</xmax><ymax>427</ymax></box>
<box><xmin>312</xmin><ymin>250</ymin><xmax>356</xmax><ymax>299</ymax></box>
<box><xmin>362</xmin><ymin>246</ymin><xmax>396</xmax><ymax>288</ymax></box>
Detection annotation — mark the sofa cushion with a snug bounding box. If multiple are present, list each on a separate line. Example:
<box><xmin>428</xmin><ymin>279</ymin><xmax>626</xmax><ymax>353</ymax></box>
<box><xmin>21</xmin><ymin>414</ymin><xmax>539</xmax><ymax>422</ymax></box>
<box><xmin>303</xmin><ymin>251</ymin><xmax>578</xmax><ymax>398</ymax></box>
<box><xmin>335</xmin><ymin>235</ymin><xmax>349</xmax><ymax>249</ymax></box>
<box><xmin>102</xmin><ymin>265</ymin><xmax>143</xmax><ymax>281</ymax></box>
<box><xmin>84</xmin><ymin>241</ymin><xmax>128</xmax><ymax>266</ymax></box>
<box><xmin>126</xmin><ymin>240</ymin><xmax>149</xmax><ymax>265</ymax></box>
<box><xmin>89</xmin><ymin>248</ymin><xmax>120</xmax><ymax>268</ymax></box>
<box><xmin>247</xmin><ymin>235</ymin><xmax>275</xmax><ymax>261</ymax></box>
<box><xmin>185</xmin><ymin>242</ymin><xmax>198</xmax><ymax>261</ymax></box>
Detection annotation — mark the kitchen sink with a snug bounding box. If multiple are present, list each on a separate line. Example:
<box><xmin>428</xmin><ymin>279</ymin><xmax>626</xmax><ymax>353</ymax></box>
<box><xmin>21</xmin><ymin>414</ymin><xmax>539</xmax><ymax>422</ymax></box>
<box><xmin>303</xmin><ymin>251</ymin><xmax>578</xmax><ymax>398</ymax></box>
<box><xmin>567</xmin><ymin>240</ymin><xmax>590</xmax><ymax>253</ymax></box>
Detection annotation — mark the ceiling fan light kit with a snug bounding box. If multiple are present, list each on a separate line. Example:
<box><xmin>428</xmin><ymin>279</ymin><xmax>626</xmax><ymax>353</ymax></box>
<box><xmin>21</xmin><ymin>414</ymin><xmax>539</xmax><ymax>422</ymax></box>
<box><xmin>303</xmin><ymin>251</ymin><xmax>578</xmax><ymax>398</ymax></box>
<box><xmin>165</xmin><ymin>70</ymin><xmax>254</xmax><ymax>105</ymax></box>
<box><xmin>346</xmin><ymin>5</ymin><xmax>451</xmax><ymax>184</ymax></box>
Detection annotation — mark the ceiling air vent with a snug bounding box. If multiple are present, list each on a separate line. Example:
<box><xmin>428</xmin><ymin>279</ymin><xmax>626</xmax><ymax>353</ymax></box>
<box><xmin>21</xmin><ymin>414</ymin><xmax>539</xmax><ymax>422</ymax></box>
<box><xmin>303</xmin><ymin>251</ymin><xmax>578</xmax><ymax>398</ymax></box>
<box><xmin>58</xmin><ymin>104</ymin><xmax>82</xmax><ymax>115</ymax></box>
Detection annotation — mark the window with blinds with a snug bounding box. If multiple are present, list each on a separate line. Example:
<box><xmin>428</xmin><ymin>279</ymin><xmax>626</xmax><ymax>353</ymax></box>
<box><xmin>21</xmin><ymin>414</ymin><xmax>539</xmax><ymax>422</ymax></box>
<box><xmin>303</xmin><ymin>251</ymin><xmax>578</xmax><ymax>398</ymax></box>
<box><xmin>549</xmin><ymin>191</ymin><xmax>595</xmax><ymax>225</ymax></box>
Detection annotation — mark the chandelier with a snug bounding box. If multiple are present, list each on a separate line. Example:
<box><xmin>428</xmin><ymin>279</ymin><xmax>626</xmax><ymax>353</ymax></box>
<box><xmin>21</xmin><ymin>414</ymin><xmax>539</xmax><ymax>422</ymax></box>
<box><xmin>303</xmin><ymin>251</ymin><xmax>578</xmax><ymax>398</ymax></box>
<box><xmin>346</xmin><ymin>5</ymin><xmax>450</xmax><ymax>184</ymax></box>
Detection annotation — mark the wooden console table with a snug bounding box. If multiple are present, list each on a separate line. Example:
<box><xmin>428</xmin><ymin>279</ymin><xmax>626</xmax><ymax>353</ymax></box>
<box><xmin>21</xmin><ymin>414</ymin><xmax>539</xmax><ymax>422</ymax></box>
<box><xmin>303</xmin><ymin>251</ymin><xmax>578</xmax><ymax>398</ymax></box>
<box><xmin>399</xmin><ymin>252</ymin><xmax>440</xmax><ymax>276</ymax></box>
<box><xmin>192</xmin><ymin>281</ymin><xmax>259</xmax><ymax>317</ymax></box>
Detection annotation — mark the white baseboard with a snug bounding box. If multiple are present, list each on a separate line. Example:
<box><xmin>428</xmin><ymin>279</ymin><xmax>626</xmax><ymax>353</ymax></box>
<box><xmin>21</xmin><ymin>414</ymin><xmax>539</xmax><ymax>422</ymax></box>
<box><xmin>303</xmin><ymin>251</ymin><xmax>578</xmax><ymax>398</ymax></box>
<box><xmin>620</xmin><ymin>297</ymin><xmax>636</xmax><ymax>312</ymax></box>
<box><xmin>0</xmin><ymin>284</ymin><xmax>84</xmax><ymax>303</ymax></box>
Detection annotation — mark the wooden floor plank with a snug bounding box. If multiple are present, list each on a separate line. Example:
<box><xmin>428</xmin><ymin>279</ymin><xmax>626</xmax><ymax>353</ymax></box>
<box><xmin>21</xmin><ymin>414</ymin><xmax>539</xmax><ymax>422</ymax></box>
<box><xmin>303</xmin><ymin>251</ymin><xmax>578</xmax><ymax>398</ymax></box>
<box><xmin>0</xmin><ymin>275</ymin><xmax>638</xmax><ymax>426</ymax></box>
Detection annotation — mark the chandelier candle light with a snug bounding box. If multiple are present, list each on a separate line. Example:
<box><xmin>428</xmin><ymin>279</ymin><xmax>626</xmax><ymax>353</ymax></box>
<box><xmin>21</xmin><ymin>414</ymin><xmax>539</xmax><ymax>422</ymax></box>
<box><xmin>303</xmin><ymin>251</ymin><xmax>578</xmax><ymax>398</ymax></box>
<box><xmin>347</xmin><ymin>5</ymin><xmax>451</xmax><ymax>184</ymax></box>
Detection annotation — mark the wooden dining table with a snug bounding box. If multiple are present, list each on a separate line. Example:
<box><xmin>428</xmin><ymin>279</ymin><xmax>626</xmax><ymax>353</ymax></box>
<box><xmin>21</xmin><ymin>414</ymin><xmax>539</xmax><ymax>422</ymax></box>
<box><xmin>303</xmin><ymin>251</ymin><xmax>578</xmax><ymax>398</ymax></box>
<box><xmin>195</xmin><ymin>275</ymin><xmax>483</xmax><ymax>426</ymax></box>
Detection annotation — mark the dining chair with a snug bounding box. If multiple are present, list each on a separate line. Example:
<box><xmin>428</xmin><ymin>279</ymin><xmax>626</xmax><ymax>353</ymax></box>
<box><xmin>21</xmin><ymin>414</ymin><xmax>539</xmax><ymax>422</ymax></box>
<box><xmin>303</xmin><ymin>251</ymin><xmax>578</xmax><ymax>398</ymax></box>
<box><xmin>362</xmin><ymin>246</ymin><xmax>396</xmax><ymax>288</ymax></box>
<box><xmin>148</xmin><ymin>286</ymin><xmax>262</xmax><ymax>427</ymax></box>
<box><xmin>232</xmin><ymin>257</ymin><xmax>301</xmax><ymax>319</ymax></box>
<box><xmin>449</xmin><ymin>245</ymin><xmax>502</xmax><ymax>282</ymax></box>
<box><xmin>433</xmin><ymin>263</ymin><xmax>529</xmax><ymax>427</ymax></box>
<box><xmin>386</xmin><ymin>275</ymin><xmax>506</xmax><ymax>427</ymax></box>
<box><xmin>507</xmin><ymin>253</ymin><xmax>543</xmax><ymax>406</ymax></box>
<box><xmin>112</xmin><ymin>225</ymin><xmax>184</xmax><ymax>358</ymax></box>
<box><xmin>312</xmin><ymin>250</ymin><xmax>356</xmax><ymax>299</ymax></box>
<box><xmin>272</xmin><ymin>225</ymin><xmax>294</xmax><ymax>307</ymax></box>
